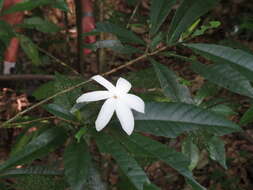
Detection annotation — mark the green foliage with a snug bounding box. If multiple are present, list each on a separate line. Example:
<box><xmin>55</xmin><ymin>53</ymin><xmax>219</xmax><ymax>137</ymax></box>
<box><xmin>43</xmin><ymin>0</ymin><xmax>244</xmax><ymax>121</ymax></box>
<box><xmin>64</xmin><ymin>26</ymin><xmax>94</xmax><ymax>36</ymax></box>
<box><xmin>12</xmin><ymin>175</ymin><xmax>67</xmax><ymax>190</ymax></box>
<box><xmin>53</xmin><ymin>73</ymin><xmax>83</xmax><ymax>109</ymax></box>
<box><xmin>64</xmin><ymin>139</ymin><xmax>91</xmax><ymax>190</ymax></box>
<box><xmin>1</xmin><ymin>166</ymin><xmax>63</xmax><ymax>178</ymax></box>
<box><xmin>120</xmin><ymin>133</ymin><xmax>205</xmax><ymax>190</ymax></box>
<box><xmin>192</xmin><ymin>21</ymin><xmax>221</xmax><ymax>37</ymax></box>
<box><xmin>240</xmin><ymin>104</ymin><xmax>253</xmax><ymax>125</ymax></box>
<box><xmin>206</xmin><ymin>136</ymin><xmax>227</xmax><ymax>169</ymax></box>
<box><xmin>0</xmin><ymin>127</ymin><xmax>67</xmax><ymax>173</ymax></box>
<box><xmin>43</xmin><ymin>103</ymin><xmax>76</xmax><ymax>121</ymax></box>
<box><xmin>33</xmin><ymin>81</ymin><xmax>55</xmax><ymax>100</ymax></box>
<box><xmin>20</xmin><ymin>17</ymin><xmax>61</xmax><ymax>33</ymax></box>
<box><xmin>2</xmin><ymin>1</ymin><xmax>251</xmax><ymax>189</ymax></box>
<box><xmin>0</xmin><ymin>21</ymin><xmax>15</xmax><ymax>45</ymax></box>
<box><xmin>185</xmin><ymin>43</ymin><xmax>253</xmax><ymax>81</ymax></box>
<box><xmin>152</xmin><ymin>59</ymin><xmax>193</xmax><ymax>103</ymax></box>
<box><xmin>167</xmin><ymin>0</ymin><xmax>220</xmax><ymax>44</ymax></box>
<box><xmin>96</xmin><ymin>133</ymin><xmax>150</xmax><ymax>190</ymax></box>
<box><xmin>2</xmin><ymin>0</ymin><xmax>52</xmax><ymax>14</ymax></box>
<box><xmin>134</xmin><ymin>102</ymin><xmax>240</xmax><ymax>138</ymax></box>
<box><xmin>96</xmin><ymin>22</ymin><xmax>145</xmax><ymax>45</ymax></box>
<box><xmin>17</xmin><ymin>34</ymin><xmax>41</xmax><ymax>65</ymax></box>
<box><xmin>182</xmin><ymin>136</ymin><xmax>200</xmax><ymax>171</ymax></box>
<box><xmin>150</xmin><ymin>0</ymin><xmax>176</xmax><ymax>35</ymax></box>
<box><xmin>0</xmin><ymin>0</ymin><xmax>3</xmax><ymax>10</ymax></box>
<box><xmin>191</xmin><ymin>61</ymin><xmax>253</xmax><ymax>98</ymax></box>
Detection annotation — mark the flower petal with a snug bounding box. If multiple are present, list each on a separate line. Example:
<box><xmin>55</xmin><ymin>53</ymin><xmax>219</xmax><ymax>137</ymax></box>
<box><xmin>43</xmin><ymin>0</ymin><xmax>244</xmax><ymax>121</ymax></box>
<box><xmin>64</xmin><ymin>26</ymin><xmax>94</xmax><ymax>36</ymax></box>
<box><xmin>123</xmin><ymin>94</ymin><xmax>145</xmax><ymax>113</ymax></box>
<box><xmin>92</xmin><ymin>75</ymin><xmax>115</xmax><ymax>91</ymax></box>
<box><xmin>115</xmin><ymin>101</ymin><xmax>134</xmax><ymax>135</ymax></box>
<box><xmin>95</xmin><ymin>98</ymin><xmax>116</xmax><ymax>131</ymax></box>
<box><xmin>116</xmin><ymin>77</ymin><xmax>132</xmax><ymax>93</ymax></box>
<box><xmin>76</xmin><ymin>91</ymin><xmax>112</xmax><ymax>103</ymax></box>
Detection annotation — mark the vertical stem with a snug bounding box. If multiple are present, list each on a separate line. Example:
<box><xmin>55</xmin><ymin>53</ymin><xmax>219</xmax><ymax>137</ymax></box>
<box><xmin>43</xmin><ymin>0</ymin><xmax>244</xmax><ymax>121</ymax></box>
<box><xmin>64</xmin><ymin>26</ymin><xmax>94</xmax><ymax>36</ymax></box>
<box><xmin>98</xmin><ymin>0</ymin><xmax>106</xmax><ymax>73</ymax></box>
<box><xmin>74</xmin><ymin>0</ymin><xmax>84</xmax><ymax>73</ymax></box>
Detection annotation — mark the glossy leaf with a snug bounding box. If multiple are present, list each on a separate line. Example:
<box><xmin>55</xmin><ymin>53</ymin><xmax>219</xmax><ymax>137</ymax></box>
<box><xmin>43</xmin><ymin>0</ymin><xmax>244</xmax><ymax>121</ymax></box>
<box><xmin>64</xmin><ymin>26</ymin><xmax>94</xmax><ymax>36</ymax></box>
<box><xmin>20</xmin><ymin>17</ymin><xmax>60</xmax><ymax>33</ymax></box>
<box><xmin>64</xmin><ymin>139</ymin><xmax>91</xmax><ymax>190</ymax></box>
<box><xmin>167</xmin><ymin>0</ymin><xmax>220</xmax><ymax>44</ymax></box>
<box><xmin>134</xmin><ymin>102</ymin><xmax>241</xmax><ymax>137</ymax></box>
<box><xmin>32</xmin><ymin>81</ymin><xmax>55</xmax><ymax>100</ymax></box>
<box><xmin>95</xmin><ymin>133</ymin><xmax>150</xmax><ymax>190</ymax></box>
<box><xmin>125</xmin><ymin>133</ymin><xmax>206</xmax><ymax>190</ymax></box>
<box><xmin>206</xmin><ymin>136</ymin><xmax>227</xmax><ymax>169</ymax></box>
<box><xmin>96</xmin><ymin>22</ymin><xmax>144</xmax><ymax>45</ymax></box>
<box><xmin>150</xmin><ymin>0</ymin><xmax>176</xmax><ymax>35</ymax></box>
<box><xmin>0</xmin><ymin>127</ymin><xmax>67</xmax><ymax>172</ymax></box>
<box><xmin>1</xmin><ymin>166</ymin><xmax>63</xmax><ymax>178</ymax></box>
<box><xmin>191</xmin><ymin>62</ymin><xmax>253</xmax><ymax>98</ymax></box>
<box><xmin>3</xmin><ymin>0</ymin><xmax>51</xmax><ymax>14</ymax></box>
<box><xmin>152</xmin><ymin>59</ymin><xmax>193</xmax><ymax>103</ymax></box>
<box><xmin>43</xmin><ymin>103</ymin><xmax>76</xmax><ymax>121</ymax></box>
<box><xmin>18</xmin><ymin>34</ymin><xmax>41</xmax><ymax>65</ymax></box>
<box><xmin>185</xmin><ymin>43</ymin><xmax>253</xmax><ymax>79</ymax></box>
<box><xmin>182</xmin><ymin>137</ymin><xmax>199</xmax><ymax>171</ymax></box>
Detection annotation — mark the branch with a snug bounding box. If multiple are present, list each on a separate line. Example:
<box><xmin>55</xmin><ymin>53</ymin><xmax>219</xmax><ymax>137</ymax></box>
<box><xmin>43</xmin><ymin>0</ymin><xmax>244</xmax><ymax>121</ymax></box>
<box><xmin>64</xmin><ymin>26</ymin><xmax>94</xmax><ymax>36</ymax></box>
<box><xmin>1</xmin><ymin>46</ymin><xmax>168</xmax><ymax>127</ymax></box>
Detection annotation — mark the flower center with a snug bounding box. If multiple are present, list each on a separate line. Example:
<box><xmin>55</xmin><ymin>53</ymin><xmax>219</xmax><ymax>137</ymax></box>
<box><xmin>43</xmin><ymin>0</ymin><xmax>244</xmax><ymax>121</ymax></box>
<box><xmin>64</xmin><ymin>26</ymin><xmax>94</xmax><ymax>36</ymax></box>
<box><xmin>113</xmin><ymin>95</ymin><xmax>118</xmax><ymax>99</ymax></box>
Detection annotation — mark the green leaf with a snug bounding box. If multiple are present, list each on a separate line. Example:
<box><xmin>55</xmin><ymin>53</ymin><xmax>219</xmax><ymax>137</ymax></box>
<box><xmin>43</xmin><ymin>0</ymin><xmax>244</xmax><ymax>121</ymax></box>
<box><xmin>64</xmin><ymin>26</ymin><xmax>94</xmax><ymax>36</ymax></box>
<box><xmin>18</xmin><ymin>34</ymin><xmax>41</xmax><ymax>65</ymax></box>
<box><xmin>54</xmin><ymin>73</ymin><xmax>83</xmax><ymax>109</ymax></box>
<box><xmin>167</xmin><ymin>0</ymin><xmax>220</xmax><ymax>44</ymax></box>
<box><xmin>64</xmin><ymin>139</ymin><xmax>91</xmax><ymax>190</ymax></box>
<box><xmin>192</xmin><ymin>21</ymin><xmax>221</xmax><ymax>37</ymax></box>
<box><xmin>3</xmin><ymin>0</ymin><xmax>51</xmax><ymax>14</ymax></box>
<box><xmin>1</xmin><ymin>166</ymin><xmax>63</xmax><ymax>178</ymax></box>
<box><xmin>240</xmin><ymin>104</ymin><xmax>253</xmax><ymax>125</ymax></box>
<box><xmin>182</xmin><ymin>137</ymin><xmax>199</xmax><ymax>171</ymax></box>
<box><xmin>191</xmin><ymin>62</ymin><xmax>253</xmax><ymax>98</ymax></box>
<box><xmin>184</xmin><ymin>43</ymin><xmax>253</xmax><ymax>80</ymax></box>
<box><xmin>10</xmin><ymin>128</ymin><xmax>35</xmax><ymax>157</ymax></box>
<box><xmin>135</xmin><ymin>102</ymin><xmax>241</xmax><ymax>137</ymax></box>
<box><xmin>124</xmin><ymin>133</ymin><xmax>206</xmax><ymax>190</ymax></box>
<box><xmin>32</xmin><ymin>81</ymin><xmax>55</xmax><ymax>100</ymax></box>
<box><xmin>150</xmin><ymin>0</ymin><xmax>176</xmax><ymax>35</ymax></box>
<box><xmin>95</xmin><ymin>133</ymin><xmax>150</xmax><ymax>190</ymax></box>
<box><xmin>20</xmin><ymin>17</ymin><xmax>60</xmax><ymax>33</ymax></box>
<box><xmin>125</xmin><ymin>68</ymin><xmax>159</xmax><ymax>89</ymax></box>
<box><xmin>96</xmin><ymin>22</ymin><xmax>144</xmax><ymax>45</ymax></box>
<box><xmin>151</xmin><ymin>59</ymin><xmax>193</xmax><ymax>103</ymax></box>
<box><xmin>0</xmin><ymin>21</ymin><xmax>15</xmax><ymax>45</ymax></box>
<box><xmin>150</xmin><ymin>32</ymin><xmax>164</xmax><ymax>50</ymax></box>
<box><xmin>206</xmin><ymin>136</ymin><xmax>227</xmax><ymax>169</ymax></box>
<box><xmin>194</xmin><ymin>82</ymin><xmax>219</xmax><ymax>105</ymax></box>
<box><xmin>0</xmin><ymin>127</ymin><xmax>67</xmax><ymax>173</ymax></box>
<box><xmin>210</xmin><ymin>104</ymin><xmax>236</xmax><ymax>117</ymax></box>
<box><xmin>52</xmin><ymin>0</ymin><xmax>69</xmax><ymax>12</ymax></box>
<box><xmin>43</xmin><ymin>103</ymin><xmax>76</xmax><ymax>121</ymax></box>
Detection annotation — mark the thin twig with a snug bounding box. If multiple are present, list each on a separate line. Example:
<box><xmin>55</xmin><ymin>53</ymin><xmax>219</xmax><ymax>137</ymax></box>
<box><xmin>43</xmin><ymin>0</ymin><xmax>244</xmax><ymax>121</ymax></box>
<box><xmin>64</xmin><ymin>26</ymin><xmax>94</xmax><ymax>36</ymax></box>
<box><xmin>1</xmin><ymin>46</ymin><xmax>168</xmax><ymax>127</ymax></box>
<box><xmin>3</xmin><ymin>115</ymin><xmax>81</xmax><ymax>128</ymax></box>
<box><xmin>5</xmin><ymin>116</ymin><xmax>56</xmax><ymax>128</ymax></box>
<box><xmin>126</xmin><ymin>1</ymin><xmax>141</xmax><ymax>29</ymax></box>
<box><xmin>38</xmin><ymin>47</ymin><xmax>80</xmax><ymax>75</ymax></box>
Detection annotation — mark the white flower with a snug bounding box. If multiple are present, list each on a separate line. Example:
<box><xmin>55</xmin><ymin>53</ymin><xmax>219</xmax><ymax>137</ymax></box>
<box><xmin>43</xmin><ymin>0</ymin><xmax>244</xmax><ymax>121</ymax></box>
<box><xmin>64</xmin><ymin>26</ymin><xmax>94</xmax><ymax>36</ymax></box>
<box><xmin>76</xmin><ymin>75</ymin><xmax>145</xmax><ymax>135</ymax></box>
